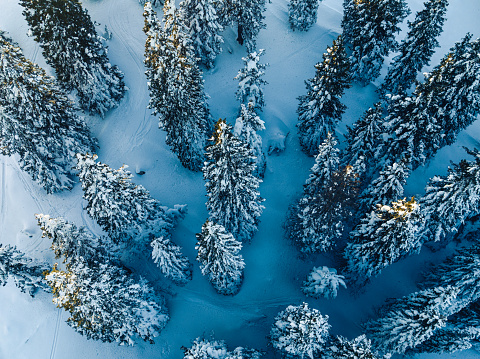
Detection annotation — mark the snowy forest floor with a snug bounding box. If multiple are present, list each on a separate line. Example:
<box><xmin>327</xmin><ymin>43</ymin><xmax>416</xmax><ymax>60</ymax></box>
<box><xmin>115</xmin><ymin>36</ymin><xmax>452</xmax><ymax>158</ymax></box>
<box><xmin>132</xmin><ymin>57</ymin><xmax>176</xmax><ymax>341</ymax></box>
<box><xmin>0</xmin><ymin>0</ymin><xmax>480</xmax><ymax>358</ymax></box>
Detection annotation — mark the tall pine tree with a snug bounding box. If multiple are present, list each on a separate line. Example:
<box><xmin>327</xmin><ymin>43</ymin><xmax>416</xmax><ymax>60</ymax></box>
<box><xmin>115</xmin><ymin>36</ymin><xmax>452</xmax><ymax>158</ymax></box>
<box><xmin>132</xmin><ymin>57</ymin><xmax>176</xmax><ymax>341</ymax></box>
<box><xmin>380</xmin><ymin>0</ymin><xmax>448</xmax><ymax>95</ymax></box>
<box><xmin>288</xmin><ymin>0</ymin><xmax>322</xmax><ymax>31</ymax></box>
<box><xmin>144</xmin><ymin>1</ymin><xmax>210</xmax><ymax>171</ymax></box>
<box><xmin>0</xmin><ymin>32</ymin><xmax>96</xmax><ymax>193</ymax></box>
<box><xmin>235</xmin><ymin>50</ymin><xmax>268</xmax><ymax>112</ymax></box>
<box><xmin>196</xmin><ymin>221</ymin><xmax>245</xmax><ymax>295</ymax></box>
<box><xmin>19</xmin><ymin>0</ymin><xmax>125</xmax><ymax>116</ymax></box>
<box><xmin>179</xmin><ymin>0</ymin><xmax>224</xmax><ymax>68</ymax></box>
<box><xmin>343</xmin><ymin>0</ymin><xmax>410</xmax><ymax>85</ymax></box>
<box><xmin>297</xmin><ymin>36</ymin><xmax>351</xmax><ymax>156</ymax></box>
<box><xmin>204</xmin><ymin>119</ymin><xmax>264</xmax><ymax>242</ymax></box>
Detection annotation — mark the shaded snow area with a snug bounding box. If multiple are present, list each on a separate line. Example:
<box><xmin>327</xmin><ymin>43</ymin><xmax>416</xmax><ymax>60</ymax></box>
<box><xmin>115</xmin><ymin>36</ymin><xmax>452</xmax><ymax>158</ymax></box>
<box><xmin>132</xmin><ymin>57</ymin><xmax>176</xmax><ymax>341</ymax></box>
<box><xmin>0</xmin><ymin>0</ymin><xmax>480</xmax><ymax>358</ymax></box>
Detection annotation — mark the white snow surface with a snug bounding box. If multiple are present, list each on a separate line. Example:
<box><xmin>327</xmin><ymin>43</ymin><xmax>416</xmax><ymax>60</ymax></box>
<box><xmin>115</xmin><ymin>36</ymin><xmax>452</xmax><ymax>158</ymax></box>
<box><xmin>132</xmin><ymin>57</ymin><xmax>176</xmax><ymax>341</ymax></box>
<box><xmin>0</xmin><ymin>0</ymin><xmax>479</xmax><ymax>358</ymax></box>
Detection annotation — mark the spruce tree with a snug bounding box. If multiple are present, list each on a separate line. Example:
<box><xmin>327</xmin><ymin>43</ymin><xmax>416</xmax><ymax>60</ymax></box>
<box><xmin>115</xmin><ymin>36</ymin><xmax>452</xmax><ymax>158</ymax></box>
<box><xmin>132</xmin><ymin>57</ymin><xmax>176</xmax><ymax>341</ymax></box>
<box><xmin>45</xmin><ymin>260</ymin><xmax>168</xmax><ymax>345</ymax></box>
<box><xmin>144</xmin><ymin>1</ymin><xmax>210</xmax><ymax>171</ymax></box>
<box><xmin>0</xmin><ymin>244</ymin><xmax>50</xmax><ymax>296</ymax></box>
<box><xmin>380</xmin><ymin>0</ymin><xmax>449</xmax><ymax>95</ymax></box>
<box><xmin>286</xmin><ymin>134</ymin><xmax>358</xmax><ymax>253</ymax></box>
<box><xmin>326</xmin><ymin>335</ymin><xmax>378</xmax><ymax>359</ymax></box>
<box><xmin>235</xmin><ymin>50</ymin><xmax>268</xmax><ymax>112</ymax></box>
<box><xmin>19</xmin><ymin>0</ymin><xmax>125</xmax><ymax>116</ymax></box>
<box><xmin>234</xmin><ymin>102</ymin><xmax>266</xmax><ymax>178</ymax></box>
<box><xmin>204</xmin><ymin>119</ymin><xmax>264</xmax><ymax>242</ymax></box>
<box><xmin>419</xmin><ymin>148</ymin><xmax>480</xmax><ymax>242</ymax></box>
<box><xmin>74</xmin><ymin>154</ymin><xmax>190</xmax><ymax>283</ymax></box>
<box><xmin>413</xmin><ymin>34</ymin><xmax>480</xmax><ymax>159</ymax></box>
<box><xmin>341</xmin><ymin>102</ymin><xmax>386</xmax><ymax>186</ymax></box>
<box><xmin>297</xmin><ymin>36</ymin><xmax>351</xmax><ymax>156</ymax></box>
<box><xmin>364</xmin><ymin>286</ymin><xmax>457</xmax><ymax>355</ymax></box>
<box><xmin>0</xmin><ymin>32</ymin><xmax>96</xmax><ymax>193</ymax></box>
<box><xmin>224</xmin><ymin>0</ymin><xmax>266</xmax><ymax>51</ymax></box>
<box><xmin>183</xmin><ymin>337</ymin><xmax>229</xmax><ymax>359</ymax></box>
<box><xmin>359</xmin><ymin>160</ymin><xmax>409</xmax><ymax>213</ymax></box>
<box><xmin>302</xmin><ymin>266</ymin><xmax>346</xmax><ymax>299</ymax></box>
<box><xmin>409</xmin><ymin>327</ymin><xmax>477</xmax><ymax>355</ymax></box>
<box><xmin>196</xmin><ymin>221</ymin><xmax>245</xmax><ymax>295</ymax></box>
<box><xmin>288</xmin><ymin>0</ymin><xmax>322</xmax><ymax>31</ymax></box>
<box><xmin>344</xmin><ymin>197</ymin><xmax>423</xmax><ymax>283</ymax></box>
<box><xmin>345</xmin><ymin>0</ymin><xmax>410</xmax><ymax>85</ymax></box>
<box><xmin>179</xmin><ymin>0</ymin><xmax>224</xmax><ymax>68</ymax></box>
<box><xmin>270</xmin><ymin>303</ymin><xmax>330</xmax><ymax>359</ymax></box>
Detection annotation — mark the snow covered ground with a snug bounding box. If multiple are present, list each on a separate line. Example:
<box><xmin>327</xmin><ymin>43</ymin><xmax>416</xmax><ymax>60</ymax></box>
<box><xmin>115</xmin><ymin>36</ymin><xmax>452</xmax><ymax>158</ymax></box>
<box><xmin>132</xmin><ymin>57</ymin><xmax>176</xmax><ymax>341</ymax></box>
<box><xmin>0</xmin><ymin>0</ymin><xmax>479</xmax><ymax>358</ymax></box>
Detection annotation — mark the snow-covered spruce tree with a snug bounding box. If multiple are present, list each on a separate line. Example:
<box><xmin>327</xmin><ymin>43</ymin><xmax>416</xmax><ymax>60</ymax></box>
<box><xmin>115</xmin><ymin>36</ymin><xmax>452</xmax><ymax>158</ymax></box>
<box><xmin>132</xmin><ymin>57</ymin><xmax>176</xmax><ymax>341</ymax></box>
<box><xmin>270</xmin><ymin>303</ymin><xmax>331</xmax><ymax>359</ymax></box>
<box><xmin>302</xmin><ymin>266</ymin><xmax>346</xmax><ymax>299</ymax></box>
<box><xmin>364</xmin><ymin>286</ymin><xmax>457</xmax><ymax>355</ymax></box>
<box><xmin>297</xmin><ymin>36</ymin><xmax>351</xmax><ymax>156</ymax></box>
<box><xmin>419</xmin><ymin>148</ymin><xmax>480</xmax><ymax>243</ymax></box>
<box><xmin>179</xmin><ymin>0</ymin><xmax>224</xmax><ymax>69</ymax></box>
<box><xmin>36</xmin><ymin>214</ymin><xmax>103</xmax><ymax>264</ymax></box>
<box><xmin>151</xmin><ymin>237</ymin><xmax>192</xmax><ymax>285</ymax></box>
<box><xmin>288</xmin><ymin>0</ymin><xmax>322</xmax><ymax>31</ymax></box>
<box><xmin>224</xmin><ymin>0</ymin><xmax>266</xmax><ymax>51</ymax></box>
<box><xmin>341</xmin><ymin>102</ymin><xmax>386</xmax><ymax>187</ymax></box>
<box><xmin>379</xmin><ymin>0</ymin><xmax>448</xmax><ymax>96</ymax></box>
<box><xmin>75</xmin><ymin>154</ymin><xmax>190</xmax><ymax>283</ymax></box>
<box><xmin>204</xmin><ymin>119</ymin><xmax>264</xmax><ymax>242</ymax></box>
<box><xmin>0</xmin><ymin>32</ymin><xmax>96</xmax><ymax>193</ymax></box>
<box><xmin>19</xmin><ymin>0</ymin><xmax>125</xmax><ymax>116</ymax></box>
<box><xmin>183</xmin><ymin>337</ymin><xmax>229</xmax><ymax>359</ymax></box>
<box><xmin>45</xmin><ymin>259</ymin><xmax>168</xmax><ymax>345</ymax></box>
<box><xmin>144</xmin><ymin>1</ymin><xmax>210</xmax><ymax>171</ymax></box>
<box><xmin>326</xmin><ymin>335</ymin><xmax>379</xmax><ymax>359</ymax></box>
<box><xmin>227</xmin><ymin>347</ymin><xmax>263</xmax><ymax>359</ymax></box>
<box><xmin>196</xmin><ymin>221</ymin><xmax>245</xmax><ymax>295</ymax></box>
<box><xmin>346</xmin><ymin>0</ymin><xmax>410</xmax><ymax>85</ymax></box>
<box><xmin>344</xmin><ymin>197</ymin><xmax>423</xmax><ymax>283</ymax></box>
<box><xmin>408</xmin><ymin>326</ymin><xmax>478</xmax><ymax>355</ymax></box>
<box><xmin>359</xmin><ymin>159</ymin><xmax>410</xmax><ymax>213</ymax></box>
<box><xmin>421</xmin><ymin>243</ymin><xmax>480</xmax><ymax>313</ymax></box>
<box><xmin>234</xmin><ymin>102</ymin><xmax>266</xmax><ymax>178</ymax></box>
<box><xmin>286</xmin><ymin>134</ymin><xmax>359</xmax><ymax>253</ymax></box>
<box><xmin>412</xmin><ymin>34</ymin><xmax>480</xmax><ymax>158</ymax></box>
<box><xmin>235</xmin><ymin>50</ymin><xmax>268</xmax><ymax>112</ymax></box>
<box><xmin>0</xmin><ymin>244</ymin><xmax>50</xmax><ymax>296</ymax></box>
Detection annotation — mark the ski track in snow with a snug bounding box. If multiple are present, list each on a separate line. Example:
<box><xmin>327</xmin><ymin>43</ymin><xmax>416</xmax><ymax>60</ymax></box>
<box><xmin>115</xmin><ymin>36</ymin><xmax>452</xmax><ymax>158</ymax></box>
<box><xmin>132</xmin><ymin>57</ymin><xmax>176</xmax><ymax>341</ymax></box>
<box><xmin>106</xmin><ymin>2</ymin><xmax>152</xmax><ymax>152</ymax></box>
<box><xmin>49</xmin><ymin>308</ymin><xmax>62</xmax><ymax>359</ymax></box>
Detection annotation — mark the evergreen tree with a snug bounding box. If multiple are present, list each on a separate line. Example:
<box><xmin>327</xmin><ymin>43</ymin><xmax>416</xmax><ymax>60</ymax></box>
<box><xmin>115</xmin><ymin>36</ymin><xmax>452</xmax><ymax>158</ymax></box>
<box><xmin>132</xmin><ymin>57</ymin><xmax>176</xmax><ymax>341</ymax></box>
<box><xmin>364</xmin><ymin>286</ymin><xmax>457</xmax><ymax>355</ymax></box>
<box><xmin>179</xmin><ymin>0</ymin><xmax>224</xmax><ymax>68</ymax></box>
<box><xmin>380</xmin><ymin>0</ymin><xmax>448</xmax><ymax>95</ymax></box>
<box><xmin>204</xmin><ymin>119</ymin><xmax>264</xmax><ymax>242</ymax></box>
<box><xmin>183</xmin><ymin>337</ymin><xmax>229</xmax><ymax>359</ymax></box>
<box><xmin>0</xmin><ymin>32</ymin><xmax>96</xmax><ymax>193</ymax></box>
<box><xmin>234</xmin><ymin>102</ymin><xmax>266</xmax><ymax>178</ymax></box>
<box><xmin>224</xmin><ymin>0</ymin><xmax>266</xmax><ymax>51</ymax></box>
<box><xmin>0</xmin><ymin>244</ymin><xmax>49</xmax><ymax>296</ymax></box>
<box><xmin>421</xmin><ymin>244</ymin><xmax>480</xmax><ymax>313</ymax></box>
<box><xmin>286</xmin><ymin>134</ymin><xmax>358</xmax><ymax>253</ymax></box>
<box><xmin>341</xmin><ymin>102</ymin><xmax>386</xmax><ymax>186</ymax></box>
<box><xmin>235</xmin><ymin>50</ymin><xmax>268</xmax><ymax>111</ymax></box>
<box><xmin>344</xmin><ymin>197</ymin><xmax>423</xmax><ymax>282</ymax></box>
<box><xmin>412</xmin><ymin>34</ymin><xmax>480</xmax><ymax>159</ymax></box>
<box><xmin>297</xmin><ymin>36</ymin><xmax>351</xmax><ymax>156</ymax></box>
<box><xmin>36</xmin><ymin>214</ymin><xmax>103</xmax><ymax>263</ymax></box>
<box><xmin>288</xmin><ymin>0</ymin><xmax>321</xmax><ymax>31</ymax></box>
<box><xmin>345</xmin><ymin>0</ymin><xmax>410</xmax><ymax>85</ymax></box>
<box><xmin>419</xmin><ymin>148</ymin><xmax>480</xmax><ymax>242</ymax></box>
<box><xmin>359</xmin><ymin>160</ymin><xmax>409</xmax><ymax>212</ymax></box>
<box><xmin>227</xmin><ymin>347</ymin><xmax>263</xmax><ymax>359</ymax></box>
<box><xmin>19</xmin><ymin>0</ymin><xmax>125</xmax><ymax>116</ymax></box>
<box><xmin>74</xmin><ymin>154</ymin><xmax>190</xmax><ymax>283</ymax></box>
<box><xmin>196</xmin><ymin>221</ymin><xmax>245</xmax><ymax>295</ymax></box>
<box><xmin>302</xmin><ymin>266</ymin><xmax>346</xmax><ymax>299</ymax></box>
<box><xmin>409</xmin><ymin>326</ymin><xmax>477</xmax><ymax>355</ymax></box>
<box><xmin>326</xmin><ymin>335</ymin><xmax>378</xmax><ymax>359</ymax></box>
<box><xmin>270</xmin><ymin>303</ymin><xmax>331</xmax><ymax>359</ymax></box>
<box><xmin>45</xmin><ymin>260</ymin><xmax>168</xmax><ymax>345</ymax></box>
<box><xmin>144</xmin><ymin>1</ymin><xmax>210</xmax><ymax>171</ymax></box>
<box><xmin>151</xmin><ymin>236</ymin><xmax>192</xmax><ymax>285</ymax></box>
